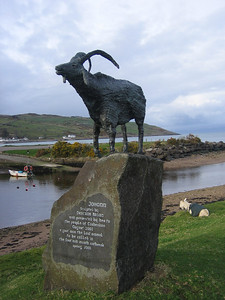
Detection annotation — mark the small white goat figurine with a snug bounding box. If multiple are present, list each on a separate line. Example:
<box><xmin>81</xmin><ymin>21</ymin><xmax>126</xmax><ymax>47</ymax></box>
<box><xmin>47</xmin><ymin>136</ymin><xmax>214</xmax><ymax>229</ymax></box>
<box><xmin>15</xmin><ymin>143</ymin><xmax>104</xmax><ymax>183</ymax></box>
<box><xmin>179</xmin><ymin>198</ymin><xmax>209</xmax><ymax>217</ymax></box>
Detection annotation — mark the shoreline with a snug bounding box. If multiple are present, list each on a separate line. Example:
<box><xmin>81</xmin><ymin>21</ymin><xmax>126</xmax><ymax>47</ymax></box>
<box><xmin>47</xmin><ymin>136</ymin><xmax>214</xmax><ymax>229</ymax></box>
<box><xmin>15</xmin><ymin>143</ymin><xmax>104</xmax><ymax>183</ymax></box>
<box><xmin>1</xmin><ymin>184</ymin><xmax>225</xmax><ymax>256</ymax></box>
<box><xmin>163</xmin><ymin>150</ymin><xmax>225</xmax><ymax>170</ymax></box>
<box><xmin>1</xmin><ymin>151</ymin><xmax>225</xmax><ymax>256</ymax></box>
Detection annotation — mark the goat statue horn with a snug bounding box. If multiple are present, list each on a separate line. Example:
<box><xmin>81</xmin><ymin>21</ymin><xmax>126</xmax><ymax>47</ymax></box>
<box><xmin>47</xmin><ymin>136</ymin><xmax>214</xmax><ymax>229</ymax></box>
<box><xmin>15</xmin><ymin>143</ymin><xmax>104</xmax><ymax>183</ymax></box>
<box><xmin>88</xmin><ymin>58</ymin><xmax>92</xmax><ymax>72</ymax></box>
<box><xmin>80</xmin><ymin>50</ymin><xmax>120</xmax><ymax>70</ymax></box>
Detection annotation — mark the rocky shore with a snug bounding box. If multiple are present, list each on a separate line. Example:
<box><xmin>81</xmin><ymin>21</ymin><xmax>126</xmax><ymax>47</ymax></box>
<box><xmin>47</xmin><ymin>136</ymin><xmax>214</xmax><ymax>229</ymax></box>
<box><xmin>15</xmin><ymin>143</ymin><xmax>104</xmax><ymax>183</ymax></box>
<box><xmin>1</xmin><ymin>150</ymin><xmax>225</xmax><ymax>256</ymax></box>
<box><xmin>146</xmin><ymin>139</ymin><xmax>225</xmax><ymax>161</ymax></box>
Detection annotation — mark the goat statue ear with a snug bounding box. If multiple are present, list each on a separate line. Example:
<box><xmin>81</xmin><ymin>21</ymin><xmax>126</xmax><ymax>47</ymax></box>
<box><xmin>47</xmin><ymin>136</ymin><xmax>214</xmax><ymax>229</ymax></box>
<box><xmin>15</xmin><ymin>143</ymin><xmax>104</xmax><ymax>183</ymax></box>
<box><xmin>82</xmin><ymin>69</ymin><xmax>89</xmax><ymax>85</ymax></box>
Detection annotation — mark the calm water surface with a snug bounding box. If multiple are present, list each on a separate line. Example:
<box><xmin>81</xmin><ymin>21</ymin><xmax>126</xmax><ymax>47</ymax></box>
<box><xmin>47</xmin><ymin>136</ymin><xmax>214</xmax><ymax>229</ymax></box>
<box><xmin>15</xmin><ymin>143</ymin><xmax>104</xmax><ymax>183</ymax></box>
<box><xmin>1</xmin><ymin>131</ymin><xmax>225</xmax><ymax>147</ymax></box>
<box><xmin>163</xmin><ymin>162</ymin><xmax>225</xmax><ymax>195</ymax></box>
<box><xmin>0</xmin><ymin>162</ymin><xmax>225</xmax><ymax>228</ymax></box>
<box><xmin>0</xmin><ymin>172</ymin><xmax>77</xmax><ymax>228</ymax></box>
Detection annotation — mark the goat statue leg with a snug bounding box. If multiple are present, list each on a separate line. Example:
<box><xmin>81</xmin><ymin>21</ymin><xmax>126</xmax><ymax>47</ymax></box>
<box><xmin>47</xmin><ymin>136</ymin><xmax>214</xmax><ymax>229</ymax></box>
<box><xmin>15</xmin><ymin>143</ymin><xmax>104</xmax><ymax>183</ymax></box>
<box><xmin>137</xmin><ymin>121</ymin><xmax>144</xmax><ymax>154</ymax></box>
<box><xmin>121</xmin><ymin>124</ymin><xmax>128</xmax><ymax>152</ymax></box>
<box><xmin>106</xmin><ymin>124</ymin><xmax>116</xmax><ymax>153</ymax></box>
<box><xmin>93</xmin><ymin>123</ymin><xmax>101</xmax><ymax>157</ymax></box>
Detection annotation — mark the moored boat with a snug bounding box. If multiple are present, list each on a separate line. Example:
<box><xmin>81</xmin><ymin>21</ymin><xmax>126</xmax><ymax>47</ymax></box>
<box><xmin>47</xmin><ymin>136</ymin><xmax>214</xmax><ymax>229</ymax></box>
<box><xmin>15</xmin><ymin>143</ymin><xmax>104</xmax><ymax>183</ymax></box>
<box><xmin>9</xmin><ymin>165</ymin><xmax>33</xmax><ymax>177</ymax></box>
<box><xmin>9</xmin><ymin>170</ymin><xmax>29</xmax><ymax>177</ymax></box>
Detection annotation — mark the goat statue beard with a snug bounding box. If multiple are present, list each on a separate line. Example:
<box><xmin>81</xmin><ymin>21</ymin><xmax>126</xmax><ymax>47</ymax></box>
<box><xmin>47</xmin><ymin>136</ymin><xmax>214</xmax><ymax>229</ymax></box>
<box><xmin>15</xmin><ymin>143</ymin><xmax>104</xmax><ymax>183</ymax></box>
<box><xmin>63</xmin><ymin>76</ymin><xmax>66</xmax><ymax>83</ymax></box>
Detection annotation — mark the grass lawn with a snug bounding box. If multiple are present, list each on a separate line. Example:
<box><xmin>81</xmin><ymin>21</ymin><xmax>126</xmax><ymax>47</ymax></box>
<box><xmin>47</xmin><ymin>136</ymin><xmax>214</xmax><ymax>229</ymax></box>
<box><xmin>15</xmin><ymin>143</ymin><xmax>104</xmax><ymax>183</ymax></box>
<box><xmin>0</xmin><ymin>201</ymin><xmax>224</xmax><ymax>299</ymax></box>
<box><xmin>3</xmin><ymin>149</ymin><xmax>39</xmax><ymax>157</ymax></box>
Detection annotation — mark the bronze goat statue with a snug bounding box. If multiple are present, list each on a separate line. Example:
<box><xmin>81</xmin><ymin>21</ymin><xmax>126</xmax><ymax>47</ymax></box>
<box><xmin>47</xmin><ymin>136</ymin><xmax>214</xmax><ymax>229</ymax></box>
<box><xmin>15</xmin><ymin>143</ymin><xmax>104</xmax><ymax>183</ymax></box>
<box><xmin>55</xmin><ymin>50</ymin><xmax>146</xmax><ymax>156</ymax></box>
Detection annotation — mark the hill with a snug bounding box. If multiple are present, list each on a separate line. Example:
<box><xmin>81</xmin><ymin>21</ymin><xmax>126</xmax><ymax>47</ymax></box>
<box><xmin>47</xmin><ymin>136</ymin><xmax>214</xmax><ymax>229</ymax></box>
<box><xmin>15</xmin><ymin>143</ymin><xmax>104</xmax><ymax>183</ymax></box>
<box><xmin>0</xmin><ymin>113</ymin><xmax>178</xmax><ymax>140</ymax></box>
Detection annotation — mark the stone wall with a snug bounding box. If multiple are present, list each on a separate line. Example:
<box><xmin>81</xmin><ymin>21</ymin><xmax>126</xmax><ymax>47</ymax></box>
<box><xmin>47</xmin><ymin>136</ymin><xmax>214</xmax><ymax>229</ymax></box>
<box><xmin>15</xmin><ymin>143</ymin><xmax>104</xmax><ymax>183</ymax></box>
<box><xmin>146</xmin><ymin>141</ymin><xmax>225</xmax><ymax>161</ymax></box>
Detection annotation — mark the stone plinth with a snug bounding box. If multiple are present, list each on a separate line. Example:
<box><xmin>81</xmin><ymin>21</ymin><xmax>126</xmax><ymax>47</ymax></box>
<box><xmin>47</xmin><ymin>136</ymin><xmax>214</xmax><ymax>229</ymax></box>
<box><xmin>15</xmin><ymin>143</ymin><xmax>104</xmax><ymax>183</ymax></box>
<box><xmin>43</xmin><ymin>154</ymin><xmax>163</xmax><ymax>293</ymax></box>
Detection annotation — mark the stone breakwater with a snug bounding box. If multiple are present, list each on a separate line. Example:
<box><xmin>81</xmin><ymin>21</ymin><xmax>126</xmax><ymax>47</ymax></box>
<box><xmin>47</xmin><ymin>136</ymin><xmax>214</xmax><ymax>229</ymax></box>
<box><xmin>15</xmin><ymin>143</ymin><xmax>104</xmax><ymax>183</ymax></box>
<box><xmin>146</xmin><ymin>141</ymin><xmax>225</xmax><ymax>161</ymax></box>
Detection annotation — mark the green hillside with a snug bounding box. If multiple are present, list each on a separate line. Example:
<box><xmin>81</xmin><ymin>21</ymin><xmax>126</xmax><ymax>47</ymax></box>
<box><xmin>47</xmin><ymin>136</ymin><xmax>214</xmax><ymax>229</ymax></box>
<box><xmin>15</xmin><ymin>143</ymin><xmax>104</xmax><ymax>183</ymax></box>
<box><xmin>0</xmin><ymin>113</ymin><xmax>178</xmax><ymax>140</ymax></box>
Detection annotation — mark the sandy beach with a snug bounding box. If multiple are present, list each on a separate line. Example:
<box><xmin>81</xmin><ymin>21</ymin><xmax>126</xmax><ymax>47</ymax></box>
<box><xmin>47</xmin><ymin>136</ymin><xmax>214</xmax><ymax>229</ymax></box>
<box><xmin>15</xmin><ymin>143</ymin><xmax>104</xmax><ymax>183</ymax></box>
<box><xmin>1</xmin><ymin>151</ymin><xmax>225</xmax><ymax>256</ymax></box>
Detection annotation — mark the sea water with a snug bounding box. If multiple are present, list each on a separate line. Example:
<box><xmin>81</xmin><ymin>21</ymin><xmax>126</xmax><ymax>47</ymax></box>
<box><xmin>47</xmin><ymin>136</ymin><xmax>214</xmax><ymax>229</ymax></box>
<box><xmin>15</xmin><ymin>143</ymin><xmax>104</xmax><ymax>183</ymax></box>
<box><xmin>1</xmin><ymin>131</ymin><xmax>225</xmax><ymax>148</ymax></box>
<box><xmin>0</xmin><ymin>131</ymin><xmax>225</xmax><ymax>228</ymax></box>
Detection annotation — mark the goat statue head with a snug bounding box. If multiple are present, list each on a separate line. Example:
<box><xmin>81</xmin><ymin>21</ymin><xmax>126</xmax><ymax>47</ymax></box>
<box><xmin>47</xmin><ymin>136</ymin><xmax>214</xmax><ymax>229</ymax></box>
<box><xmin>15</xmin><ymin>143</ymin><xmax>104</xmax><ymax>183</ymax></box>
<box><xmin>55</xmin><ymin>50</ymin><xmax>119</xmax><ymax>84</ymax></box>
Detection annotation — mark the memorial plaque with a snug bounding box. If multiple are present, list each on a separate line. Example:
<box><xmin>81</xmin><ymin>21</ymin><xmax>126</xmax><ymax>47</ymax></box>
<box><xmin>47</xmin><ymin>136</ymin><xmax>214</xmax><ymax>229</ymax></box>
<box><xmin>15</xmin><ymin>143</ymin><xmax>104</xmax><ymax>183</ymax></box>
<box><xmin>52</xmin><ymin>193</ymin><xmax>114</xmax><ymax>271</ymax></box>
<box><xmin>43</xmin><ymin>154</ymin><xmax>163</xmax><ymax>293</ymax></box>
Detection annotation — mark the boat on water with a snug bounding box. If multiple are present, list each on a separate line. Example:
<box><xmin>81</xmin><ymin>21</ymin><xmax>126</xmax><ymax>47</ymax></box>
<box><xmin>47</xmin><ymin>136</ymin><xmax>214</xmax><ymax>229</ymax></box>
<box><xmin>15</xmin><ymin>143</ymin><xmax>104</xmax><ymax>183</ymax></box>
<box><xmin>9</xmin><ymin>170</ymin><xmax>29</xmax><ymax>177</ymax></box>
<box><xmin>9</xmin><ymin>165</ymin><xmax>33</xmax><ymax>177</ymax></box>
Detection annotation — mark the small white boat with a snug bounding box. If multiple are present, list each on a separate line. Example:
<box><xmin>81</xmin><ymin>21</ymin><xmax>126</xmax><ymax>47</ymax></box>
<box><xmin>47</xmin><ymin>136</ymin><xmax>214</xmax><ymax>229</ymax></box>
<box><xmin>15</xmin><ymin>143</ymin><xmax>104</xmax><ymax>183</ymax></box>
<box><xmin>9</xmin><ymin>165</ymin><xmax>33</xmax><ymax>177</ymax></box>
<box><xmin>9</xmin><ymin>170</ymin><xmax>29</xmax><ymax>177</ymax></box>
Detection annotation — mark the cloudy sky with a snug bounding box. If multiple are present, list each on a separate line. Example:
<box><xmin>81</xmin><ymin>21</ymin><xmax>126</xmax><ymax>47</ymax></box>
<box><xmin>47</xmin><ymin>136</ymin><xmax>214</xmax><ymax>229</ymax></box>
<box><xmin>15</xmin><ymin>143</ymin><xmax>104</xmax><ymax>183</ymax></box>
<box><xmin>1</xmin><ymin>0</ymin><xmax>225</xmax><ymax>134</ymax></box>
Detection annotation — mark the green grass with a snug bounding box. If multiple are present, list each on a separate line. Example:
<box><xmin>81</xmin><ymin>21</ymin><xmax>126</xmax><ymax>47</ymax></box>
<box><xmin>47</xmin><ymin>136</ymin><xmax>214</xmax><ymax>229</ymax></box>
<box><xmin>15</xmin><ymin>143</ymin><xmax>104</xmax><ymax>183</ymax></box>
<box><xmin>3</xmin><ymin>149</ymin><xmax>39</xmax><ymax>157</ymax></box>
<box><xmin>1</xmin><ymin>201</ymin><xmax>224</xmax><ymax>299</ymax></box>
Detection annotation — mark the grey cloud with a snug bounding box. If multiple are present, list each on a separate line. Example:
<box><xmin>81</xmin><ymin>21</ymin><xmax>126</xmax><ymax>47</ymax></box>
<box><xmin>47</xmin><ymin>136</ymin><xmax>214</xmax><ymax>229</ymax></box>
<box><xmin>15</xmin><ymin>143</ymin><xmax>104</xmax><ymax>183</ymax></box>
<box><xmin>1</xmin><ymin>0</ymin><xmax>225</xmax><ymax>134</ymax></box>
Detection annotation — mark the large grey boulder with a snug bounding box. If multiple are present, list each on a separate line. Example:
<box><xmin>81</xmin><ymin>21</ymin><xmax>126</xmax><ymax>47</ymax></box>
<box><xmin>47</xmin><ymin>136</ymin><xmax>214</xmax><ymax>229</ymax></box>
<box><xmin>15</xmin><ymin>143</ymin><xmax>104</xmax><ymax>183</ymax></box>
<box><xmin>43</xmin><ymin>153</ymin><xmax>163</xmax><ymax>293</ymax></box>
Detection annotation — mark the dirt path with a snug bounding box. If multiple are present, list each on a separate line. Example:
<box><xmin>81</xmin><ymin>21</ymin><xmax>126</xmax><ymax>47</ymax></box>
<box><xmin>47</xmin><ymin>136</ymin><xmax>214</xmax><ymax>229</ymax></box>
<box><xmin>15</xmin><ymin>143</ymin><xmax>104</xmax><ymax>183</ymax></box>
<box><xmin>0</xmin><ymin>145</ymin><xmax>52</xmax><ymax>152</ymax></box>
<box><xmin>0</xmin><ymin>153</ymin><xmax>58</xmax><ymax>166</ymax></box>
<box><xmin>0</xmin><ymin>153</ymin><xmax>81</xmax><ymax>173</ymax></box>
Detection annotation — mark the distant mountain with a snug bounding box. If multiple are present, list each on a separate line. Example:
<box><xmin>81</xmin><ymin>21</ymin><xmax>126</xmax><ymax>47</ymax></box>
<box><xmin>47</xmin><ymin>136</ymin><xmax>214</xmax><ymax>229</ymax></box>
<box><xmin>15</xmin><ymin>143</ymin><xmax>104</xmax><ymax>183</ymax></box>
<box><xmin>0</xmin><ymin>113</ymin><xmax>178</xmax><ymax>140</ymax></box>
